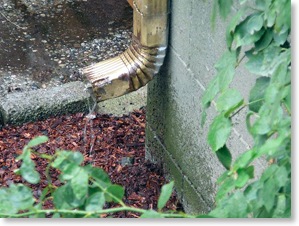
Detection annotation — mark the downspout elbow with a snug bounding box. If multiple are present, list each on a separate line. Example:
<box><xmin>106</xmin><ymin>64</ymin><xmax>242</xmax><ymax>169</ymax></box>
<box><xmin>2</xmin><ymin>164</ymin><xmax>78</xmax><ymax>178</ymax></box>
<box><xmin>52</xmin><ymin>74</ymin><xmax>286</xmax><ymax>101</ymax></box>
<box><xmin>82</xmin><ymin>0</ymin><xmax>169</xmax><ymax>101</ymax></box>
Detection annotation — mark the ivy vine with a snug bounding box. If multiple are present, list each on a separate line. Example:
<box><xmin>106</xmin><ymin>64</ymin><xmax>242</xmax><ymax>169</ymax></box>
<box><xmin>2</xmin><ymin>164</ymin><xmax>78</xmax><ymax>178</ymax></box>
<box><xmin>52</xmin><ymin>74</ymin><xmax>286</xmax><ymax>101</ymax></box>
<box><xmin>0</xmin><ymin>0</ymin><xmax>291</xmax><ymax>218</ymax></box>
<box><xmin>202</xmin><ymin>0</ymin><xmax>291</xmax><ymax>218</ymax></box>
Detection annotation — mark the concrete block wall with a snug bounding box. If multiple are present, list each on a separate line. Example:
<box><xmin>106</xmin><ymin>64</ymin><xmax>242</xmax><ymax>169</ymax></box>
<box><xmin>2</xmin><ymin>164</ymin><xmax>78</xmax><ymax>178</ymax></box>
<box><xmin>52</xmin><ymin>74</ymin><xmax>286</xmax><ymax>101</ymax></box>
<box><xmin>146</xmin><ymin>0</ymin><xmax>266</xmax><ymax>214</ymax></box>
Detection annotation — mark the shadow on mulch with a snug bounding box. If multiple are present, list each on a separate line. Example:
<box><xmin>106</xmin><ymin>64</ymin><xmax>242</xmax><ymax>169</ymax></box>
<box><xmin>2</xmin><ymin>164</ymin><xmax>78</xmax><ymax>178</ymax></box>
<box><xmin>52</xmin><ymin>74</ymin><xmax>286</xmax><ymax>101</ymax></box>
<box><xmin>0</xmin><ymin>108</ymin><xmax>183</xmax><ymax>218</ymax></box>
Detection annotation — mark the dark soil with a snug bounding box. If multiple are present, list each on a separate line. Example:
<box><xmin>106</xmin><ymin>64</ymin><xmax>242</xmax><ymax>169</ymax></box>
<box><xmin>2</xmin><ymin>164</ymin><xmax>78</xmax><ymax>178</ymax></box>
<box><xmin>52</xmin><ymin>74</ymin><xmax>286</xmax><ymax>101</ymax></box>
<box><xmin>0</xmin><ymin>108</ymin><xmax>182</xmax><ymax>218</ymax></box>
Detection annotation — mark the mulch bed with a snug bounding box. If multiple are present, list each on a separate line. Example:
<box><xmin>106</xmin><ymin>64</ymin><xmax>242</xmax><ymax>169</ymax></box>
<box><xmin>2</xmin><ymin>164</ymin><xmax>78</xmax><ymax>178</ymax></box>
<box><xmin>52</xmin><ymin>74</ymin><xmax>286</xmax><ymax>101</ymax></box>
<box><xmin>0</xmin><ymin>108</ymin><xmax>182</xmax><ymax>218</ymax></box>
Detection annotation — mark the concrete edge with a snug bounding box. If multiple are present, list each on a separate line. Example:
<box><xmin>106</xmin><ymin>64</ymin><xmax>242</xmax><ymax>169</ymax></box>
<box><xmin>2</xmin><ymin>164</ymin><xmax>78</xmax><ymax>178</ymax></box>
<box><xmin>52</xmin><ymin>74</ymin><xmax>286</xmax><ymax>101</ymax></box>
<box><xmin>0</xmin><ymin>81</ymin><xmax>95</xmax><ymax>127</ymax></box>
<box><xmin>0</xmin><ymin>81</ymin><xmax>148</xmax><ymax>127</ymax></box>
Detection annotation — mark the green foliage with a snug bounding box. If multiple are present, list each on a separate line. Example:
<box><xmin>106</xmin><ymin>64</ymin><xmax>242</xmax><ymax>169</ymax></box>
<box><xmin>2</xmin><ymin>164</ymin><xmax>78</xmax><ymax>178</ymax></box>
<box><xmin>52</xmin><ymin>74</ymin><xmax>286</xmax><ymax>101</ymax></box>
<box><xmin>215</xmin><ymin>146</ymin><xmax>232</xmax><ymax>170</ymax></box>
<box><xmin>0</xmin><ymin>0</ymin><xmax>291</xmax><ymax>219</ymax></box>
<box><xmin>158</xmin><ymin>181</ymin><xmax>174</xmax><ymax>211</ymax></box>
<box><xmin>202</xmin><ymin>0</ymin><xmax>291</xmax><ymax>218</ymax></box>
<box><xmin>0</xmin><ymin>136</ymin><xmax>194</xmax><ymax>218</ymax></box>
<box><xmin>0</xmin><ymin>184</ymin><xmax>34</xmax><ymax>215</ymax></box>
<box><xmin>208</xmin><ymin>114</ymin><xmax>232</xmax><ymax>152</ymax></box>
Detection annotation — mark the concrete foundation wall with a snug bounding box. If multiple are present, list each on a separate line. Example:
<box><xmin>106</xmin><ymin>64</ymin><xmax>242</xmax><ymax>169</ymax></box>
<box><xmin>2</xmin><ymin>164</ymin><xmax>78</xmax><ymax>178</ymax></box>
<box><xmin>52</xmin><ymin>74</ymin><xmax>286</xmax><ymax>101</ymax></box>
<box><xmin>146</xmin><ymin>0</ymin><xmax>265</xmax><ymax>214</ymax></box>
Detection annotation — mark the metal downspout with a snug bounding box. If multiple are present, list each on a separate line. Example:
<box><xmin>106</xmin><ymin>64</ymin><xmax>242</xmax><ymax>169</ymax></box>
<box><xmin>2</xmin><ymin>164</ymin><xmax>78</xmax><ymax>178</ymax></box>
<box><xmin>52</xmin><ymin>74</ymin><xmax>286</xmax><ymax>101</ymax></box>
<box><xmin>82</xmin><ymin>0</ymin><xmax>169</xmax><ymax>102</ymax></box>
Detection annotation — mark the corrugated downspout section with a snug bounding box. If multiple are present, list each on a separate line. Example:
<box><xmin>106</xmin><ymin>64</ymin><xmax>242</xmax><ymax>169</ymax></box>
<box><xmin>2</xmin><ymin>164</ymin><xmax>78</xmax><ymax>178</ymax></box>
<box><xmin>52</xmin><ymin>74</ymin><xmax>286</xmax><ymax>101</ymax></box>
<box><xmin>82</xmin><ymin>0</ymin><xmax>169</xmax><ymax>101</ymax></box>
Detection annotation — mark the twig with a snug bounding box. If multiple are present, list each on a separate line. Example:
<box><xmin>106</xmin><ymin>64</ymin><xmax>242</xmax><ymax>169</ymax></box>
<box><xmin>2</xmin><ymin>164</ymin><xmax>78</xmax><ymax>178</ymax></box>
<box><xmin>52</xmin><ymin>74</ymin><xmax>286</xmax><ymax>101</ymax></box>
<box><xmin>0</xmin><ymin>11</ymin><xmax>26</xmax><ymax>30</ymax></box>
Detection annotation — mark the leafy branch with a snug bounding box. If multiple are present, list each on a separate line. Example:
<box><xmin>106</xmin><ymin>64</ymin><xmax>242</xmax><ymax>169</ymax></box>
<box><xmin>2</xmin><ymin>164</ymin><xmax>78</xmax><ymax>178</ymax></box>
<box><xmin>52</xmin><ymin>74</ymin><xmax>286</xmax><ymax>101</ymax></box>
<box><xmin>0</xmin><ymin>136</ymin><xmax>195</xmax><ymax>218</ymax></box>
<box><xmin>0</xmin><ymin>0</ymin><xmax>291</xmax><ymax>219</ymax></box>
<box><xmin>201</xmin><ymin>0</ymin><xmax>291</xmax><ymax>218</ymax></box>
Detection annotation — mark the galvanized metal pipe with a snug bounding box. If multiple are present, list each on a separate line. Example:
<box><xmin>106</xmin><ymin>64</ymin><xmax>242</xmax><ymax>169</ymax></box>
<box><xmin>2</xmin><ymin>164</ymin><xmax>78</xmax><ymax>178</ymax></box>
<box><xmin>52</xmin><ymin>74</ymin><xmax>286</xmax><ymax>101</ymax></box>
<box><xmin>82</xmin><ymin>0</ymin><xmax>169</xmax><ymax>101</ymax></box>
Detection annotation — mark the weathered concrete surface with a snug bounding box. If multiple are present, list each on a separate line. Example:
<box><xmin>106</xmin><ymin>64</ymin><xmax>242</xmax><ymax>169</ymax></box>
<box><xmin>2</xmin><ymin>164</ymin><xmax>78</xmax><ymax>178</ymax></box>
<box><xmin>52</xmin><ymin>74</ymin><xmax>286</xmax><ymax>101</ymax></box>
<box><xmin>0</xmin><ymin>81</ymin><xmax>94</xmax><ymax>126</ymax></box>
<box><xmin>146</xmin><ymin>0</ymin><xmax>266</xmax><ymax>214</ymax></box>
<box><xmin>97</xmin><ymin>85</ymin><xmax>147</xmax><ymax>116</ymax></box>
<box><xmin>0</xmin><ymin>81</ymin><xmax>147</xmax><ymax>127</ymax></box>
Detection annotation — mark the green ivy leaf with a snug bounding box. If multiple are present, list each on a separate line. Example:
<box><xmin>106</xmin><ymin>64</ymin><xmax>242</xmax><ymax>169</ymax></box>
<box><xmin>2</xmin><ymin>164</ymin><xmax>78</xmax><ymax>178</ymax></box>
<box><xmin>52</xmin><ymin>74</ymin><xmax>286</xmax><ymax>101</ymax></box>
<box><xmin>245</xmin><ymin>50</ymin><xmax>264</xmax><ymax>75</ymax></box>
<box><xmin>86</xmin><ymin>166</ymin><xmax>111</xmax><ymax>188</ymax></box>
<box><xmin>271</xmin><ymin>59</ymin><xmax>290</xmax><ymax>86</ymax></box>
<box><xmin>273</xmin><ymin>30</ymin><xmax>289</xmax><ymax>46</ymax></box>
<box><xmin>246</xmin><ymin>13</ymin><xmax>264</xmax><ymax>35</ymax></box>
<box><xmin>212</xmin><ymin>191</ymin><xmax>248</xmax><ymax>217</ymax></box>
<box><xmin>216</xmin><ymin>89</ymin><xmax>243</xmax><ymax>115</ymax></box>
<box><xmin>274</xmin><ymin>166</ymin><xmax>289</xmax><ymax>188</ymax></box>
<box><xmin>71</xmin><ymin>169</ymin><xmax>89</xmax><ymax>200</ymax></box>
<box><xmin>272</xmin><ymin>194</ymin><xmax>287</xmax><ymax>218</ymax></box>
<box><xmin>140</xmin><ymin>210</ymin><xmax>163</xmax><ymax>218</ymax></box>
<box><xmin>234</xmin><ymin>14</ymin><xmax>265</xmax><ymax>47</ymax></box>
<box><xmin>19</xmin><ymin>161</ymin><xmax>40</xmax><ymax>184</ymax></box>
<box><xmin>201</xmin><ymin>50</ymin><xmax>237</xmax><ymax>120</ymax></box>
<box><xmin>218</xmin><ymin>0</ymin><xmax>233</xmax><ymax>19</ymax></box>
<box><xmin>264</xmin><ymin>83</ymin><xmax>280</xmax><ymax>105</ymax></box>
<box><xmin>246</xmin><ymin>44</ymin><xmax>287</xmax><ymax>76</ymax></box>
<box><xmin>208</xmin><ymin>114</ymin><xmax>232</xmax><ymax>152</ymax></box>
<box><xmin>261</xmin><ymin>165</ymin><xmax>278</xmax><ymax>182</ymax></box>
<box><xmin>16</xmin><ymin>148</ymin><xmax>40</xmax><ymax>184</ymax></box>
<box><xmin>251</xmin><ymin>118</ymin><xmax>271</xmax><ymax>135</ymax></box>
<box><xmin>233</xmin><ymin>149</ymin><xmax>255</xmax><ymax>171</ymax></box>
<box><xmin>226</xmin><ymin>9</ymin><xmax>244</xmax><ymax>48</ymax></box>
<box><xmin>216</xmin><ymin>145</ymin><xmax>232</xmax><ymax>170</ymax></box>
<box><xmin>274</xmin><ymin>0</ymin><xmax>291</xmax><ymax>33</ymax></box>
<box><xmin>85</xmin><ymin>192</ymin><xmax>105</xmax><ymax>212</ymax></box>
<box><xmin>60</xmin><ymin>163</ymin><xmax>81</xmax><ymax>181</ymax></box>
<box><xmin>27</xmin><ymin>136</ymin><xmax>49</xmax><ymax>148</ymax></box>
<box><xmin>255</xmin><ymin>29</ymin><xmax>273</xmax><ymax>52</ymax></box>
<box><xmin>52</xmin><ymin>151</ymin><xmax>84</xmax><ymax>170</ymax></box>
<box><xmin>244</xmin><ymin>181</ymin><xmax>262</xmax><ymax>203</ymax></box>
<box><xmin>262</xmin><ymin>178</ymin><xmax>279</xmax><ymax>212</ymax></box>
<box><xmin>265</xmin><ymin>6</ymin><xmax>276</xmax><ymax>27</ymax></box>
<box><xmin>0</xmin><ymin>184</ymin><xmax>35</xmax><ymax>215</ymax></box>
<box><xmin>215</xmin><ymin>50</ymin><xmax>237</xmax><ymax>71</ymax></box>
<box><xmin>216</xmin><ymin>177</ymin><xmax>235</xmax><ymax>200</ymax></box>
<box><xmin>10</xmin><ymin>184</ymin><xmax>35</xmax><ymax>210</ymax></box>
<box><xmin>255</xmin><ymin>0</ymin><xmax>268</xmax><ymax>10</ymax></box>
<box><xmin>249</xmin><ymin>76</ymin><xmax>270</xmax><ymax>113</ymax></box>
<box><xmin>53</xmin><ymin>185</ymin><xmax>72</xmax><ymax>210</ymax></box>
<box><xmin>158</xmin><ymin>181</ymin><xmax>174</xmax><ymax>210</ymax></box>
<box><xmin>258</xmin><ymin>134</ymin><xmax>289</xmax><ymax>158</ymax></box>
<box><xmin>0</xmin><ymin>192</ymin><xmax>17</xmax><ymax>215</ymax></box>
<box><xmin>106</xmin><ymin>185</ymin><xmax>125</xmax><ymax>203</ymax></box>
<box><xmin>217</xmin><ymin>64</ymin><xmax>236</xmax><ymax>93</ymax></box>
<box><xmin>52</xmin><ymin>213</ymin><xmax>61</xmax><ymax>218</ymax></box>
<box><xmin>54</xmin><ymin>183</ymin><xmax>86</xmax><ymax>210</ymax></box>
<box><xmin>251</xmin><ymin>107</ymin><xmax>271</xmax><ymax>135</ymax></box>
<box><xmin>235</xmin><ymin>169</ymin><xmax>250</xmax><ymax>188</ymax></box>
<box><xmin>246</xmin><ymin>165</ymin><xmax>255</xmax><ymax>179</ymax></box>
<box><xmin>202</xmin><ymin>76</ymin><xmax>219</xmax><ymax>109</ymax></box>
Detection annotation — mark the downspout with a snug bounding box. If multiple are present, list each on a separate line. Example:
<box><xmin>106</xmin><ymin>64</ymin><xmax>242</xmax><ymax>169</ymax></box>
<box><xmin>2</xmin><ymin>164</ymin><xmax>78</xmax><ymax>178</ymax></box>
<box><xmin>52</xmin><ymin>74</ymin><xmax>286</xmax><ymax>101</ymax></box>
<box><xmin>82</xmin><ymin>0</ymin><xmax>169</xmax><ymax>101</ymax></box>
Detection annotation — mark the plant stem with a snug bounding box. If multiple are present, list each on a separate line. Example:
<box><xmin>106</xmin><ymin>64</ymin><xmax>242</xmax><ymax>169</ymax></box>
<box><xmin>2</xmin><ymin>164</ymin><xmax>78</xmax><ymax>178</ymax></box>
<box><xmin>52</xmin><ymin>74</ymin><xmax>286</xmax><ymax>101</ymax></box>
<box><xmin>0</xmin><ymin>207</ymin><xmax>195</xmax><ymax>218</ymax></box>
<box><xmin>90</xmin><ymin>179</ymin><xmax>126</xmax><ymax>207</ymax></box>
<box><xmin>236</xmin><ymin>54</ymin><xmax>246</xmax><ymax>68</ymax></box>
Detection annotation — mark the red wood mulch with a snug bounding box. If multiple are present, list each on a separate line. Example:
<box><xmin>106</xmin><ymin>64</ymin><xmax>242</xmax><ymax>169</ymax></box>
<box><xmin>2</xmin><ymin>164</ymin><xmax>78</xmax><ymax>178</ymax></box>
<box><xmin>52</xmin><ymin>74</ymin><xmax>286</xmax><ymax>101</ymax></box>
<box><xmin>0</xmin><ymin>108</ymin><xmax>182</xmax><ymax>218</ymax></box>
